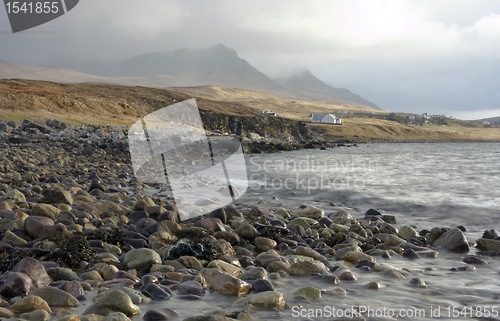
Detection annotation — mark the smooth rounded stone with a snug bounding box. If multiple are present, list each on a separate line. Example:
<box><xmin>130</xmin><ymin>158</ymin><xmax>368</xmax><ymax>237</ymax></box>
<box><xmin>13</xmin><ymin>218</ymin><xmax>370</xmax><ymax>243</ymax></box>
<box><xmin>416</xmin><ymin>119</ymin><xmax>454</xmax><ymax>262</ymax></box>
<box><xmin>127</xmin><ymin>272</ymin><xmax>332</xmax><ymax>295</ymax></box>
<box><xmin>31</xmin><ymin>203</ymin><xmax>60</xmax><ymax>220</ymax></box>
<box><xmin>463</xmin><ymin>256</ymin><xmax>488</xmax><ymax>265</ymax></box>
<box><xmin>212</xmin><ymin>231</ymin><xmax>241</xmax><ymax>245</ymax></box>
<box><xmin>295</xmin><ymin>246</ymin><xmax>327</xmax><ymax>261</ymax></box>
<box><xmin>240</xmin><ymin>267</ymin><xmax>268</xmax><ymax>280</ymax></box>
<box><xmin>283</xmin><ymin>255</ymin><xmax>313</xmax><ymax>264</ymax></box>
<box><xmin>355</xmin><ymin>259</ymin><xmax>376</xmax><ymax>269</ymax></box>
<box><xmin>335</xmin><ymin>245</ymin><xmax>362</xmax><ymax>259</ymax></box>
<box><xmin>251</xmin><ymin>279</ymin><xmax>275</xmax><ymax>292</ymax></box>
<box><xmin>30</xmin><ymin>286</ymin><xmax>79</xmax><ymax>307</ymax></box>
<box><xmin>403</xmin><ymin>248</ymin><xmax>420</xmax><ymax>260</ymax></box>
<box><xmin>254</xmin><ymin>237</ymin><xmax>277</xmax><ymax>252</ymax></box>
<box><xmin>322</xmin><ymin>287</ymin><xmax>347</xmax><ymax>297</ymax></box>
<box><xmin>177</xmin><ymin>256</ymin><xmax>203</xmax><ymax>270</ymax></box>
<box><xmin>344</xmin><ymin>251</ymin><xmax>376</xmax><ymax>264</ymax></box>
<box><xmin>476</xmin><ymin>238</ymin><xmax>500</xmax><ymax>253</ymax></box>
<box><xmin>207</xmin><ymin>208</ymin><xmax>227</xmax><ymax>224</ymax></box>
<box><xmin>0</xmin><ymin>307</ymin><xmax>15</xmax><ymax>318</ymax></box>
<box><xmin>112</xmin><ymin>271</ymin><xmax>140</xmax><ymax>283</ymax></box>
<box><xmin>10</xmin><ymin>295</ymin><xmax>52</xmax><ymax>313</ymax></box>
<box><xmin>178</xmin><ymin>280</ymin><xmax>205</xmax><ymax>296</ymax></box>
<box><xmin>2</xmin><ymin>189</ymin><xmax>26</xmax><ymax>202</ymax></box>
<box><xmin>208</xmin><ymin>270</ymin><xmax>251</xmax><ymax>296</ymax></box>
<box><xmin>329</xmin><ymin>223</ymin><xmax>349</xmax><ymax>233</ymax></box>
<box><xmin>239</xmin><ymin>291</ymin><xmax>286</xmax><ymax>309</ymax></box>
<box><xmin>338</xmin><ymin>270</ymin><xmax>357</xmax><ymax>281</ymax></box>
<box><xmin>83</xmin><ymin>289</ymin><xmax>140</xmax><ymax>316</ymax></box>
<box><xmin>101</xmin><ymin>278</ymin><xmax>137</xmax><ymax>289</ymax></box>
<box><xmin>143</xmin><ymin>308</ymin><xmax>180</xmax><ymax>320</ymax></box>
<box><xmin>234</xmin><ymin>223</ymin><xmax>261</xmax><ymax>239</ymax></box>
<box><xmin>398</xmin><ymin>225</ymin><xmax>419</xmax><ymax>240</ymax></box>
<box><xmin>101</xmin><ymin>265</ymin><xmax>120</xmax><ymax>281</ymax></box>
<box><xmin>84</xmin><ymin>270</ymin><xmax>104</xmax><ymax>282</ymax></box>
<box><xmin>366</xmin><ymin>281</ymin><xmax>382</xmax><ymax>289</ymax></box>
<box><xmin>177</xmin><ymin>294</ymin><xmax>202</xmax><ymax>300</ymax></box>
<box><xmin>266</xmin><ymin>260</ymin><xmax>291</xmax><ymax>273</ymax></box>
<box><xmin>102</xmin><ymin>312</ymin><xmax>131</xmax><ymax>321</ymax></box>
<box><xmin>382</xmin><ymin>269</ymin><xmax>406</xmax><ymax>279</ymax></box>
<box><xmin>292</xmin><ymin>206</ymin><xmax>324</xmax><ymax>219</ymax></box>
<box><xmin>141</xmin><ymin>283</ymin><xmax>171</xmax><ymax>300</ymax></box>
<box><xmin>57</xmin><ymin>281</ymin><xmax>84</xmax><ymax>296</ymax></box>
<box><xmin>150</xmin><ymin>265</ymin><xmax>176</xmax><ymax>273</ymax></box>
<box><xmin>25</xmin><ymin>217</ymin><xmax>68</xmax><ymax>241</ymax></box>
<box><xmin>431</xmin><ymin>228</ymin><xmax>469</xmax><ymax>251</ymax></box>
<box><xmin>289</xmin><ymin>217</ymin><xmax>317</xmax><ymax>229</ymax></box>
<box><xmin>410</xmin><ymin>277</ymin><xmax>427</xmax><ymax>288</ymax></box>
<box><xmin>312</xmin><ymin>275</ymin><xmax>340</xmax><ymax>285</ymax></box>
<box><xmin>255</xmin><ymin>253</ymin><xmax>284</xmax><ymax>268</ymax></box>
<box><xmin>123</xmin><ymin>249</ymin><xmax>161</xmax><ymax>270</ymax></box>
<box><xmin>294</xmin><ymin>286</ymin><xmax>321</xmax><ymax>300</ymax></box>
<box><xmin>20</xmin><ymin>309</ymin><xmax>51</xmax><ymax>321</ymax></box>
<box><xmin>482</xmin><ymin>229</ymin><xmax>499</xmax><ymax>239</ymax></box>
<box><xmin>0</xmin><ymin>271</ymin><xmax>35</xmax><ymax>297</ymax></box>
<box><xmin>207</xmin><ymin>260</ymin><xmax>243</xmax><ymax>277</ymax></box>
<box><xmin>12</xmin><ymin>257</ymin><xmax>50</xmax><ymax>289</ymax></box>
<box><xmin>379</xmin><ymin>234</ymin><xmax>406</xmax><ymax>246</ymax></box>
<box><xmin>289</xmin><ymin>261</ymin><xmax>327</xmax><ymax>276</ymax></box>
<box><xmin>451</xmin><ymin>265</ymin><xmax>476</xmax><ymax>271</ymax></box>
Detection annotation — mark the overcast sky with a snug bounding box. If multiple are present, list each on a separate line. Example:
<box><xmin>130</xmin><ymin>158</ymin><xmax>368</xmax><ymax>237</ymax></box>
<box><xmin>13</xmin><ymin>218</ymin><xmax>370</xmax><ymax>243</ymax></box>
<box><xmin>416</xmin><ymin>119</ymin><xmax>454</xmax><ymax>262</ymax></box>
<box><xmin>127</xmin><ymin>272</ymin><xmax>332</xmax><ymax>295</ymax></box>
<box><xmin>1</xmin><ymin>0</ymin><xmax>500</xmax><ymax>119</ymax></box>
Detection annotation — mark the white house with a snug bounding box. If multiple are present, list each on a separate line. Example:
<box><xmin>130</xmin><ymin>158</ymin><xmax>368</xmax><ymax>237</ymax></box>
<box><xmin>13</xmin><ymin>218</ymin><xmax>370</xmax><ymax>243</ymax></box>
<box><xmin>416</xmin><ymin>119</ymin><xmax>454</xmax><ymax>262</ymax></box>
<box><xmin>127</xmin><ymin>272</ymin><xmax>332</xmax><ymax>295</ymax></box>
<box><xmin>311</xmin><ymin>114</ymin><xmax>342</xmax><ymax>125</ymax></box>
<box><xmin>263</xmin><ymin>110</ymin><xmax>276</xmax><ymax>116</ymax></box>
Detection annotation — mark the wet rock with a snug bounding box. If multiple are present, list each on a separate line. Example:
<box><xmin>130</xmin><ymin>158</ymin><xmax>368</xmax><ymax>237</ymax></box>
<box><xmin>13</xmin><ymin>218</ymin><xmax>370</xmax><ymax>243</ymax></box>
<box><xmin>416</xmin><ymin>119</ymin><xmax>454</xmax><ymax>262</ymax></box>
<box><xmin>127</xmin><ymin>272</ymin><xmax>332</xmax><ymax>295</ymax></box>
<box><xmin>194</xmin><ymin>218</ymin><xmax>224</xmax><ymax>231</ymax></box>
<box><xmin>207</xmin><ymin>208</ymin><xmax>227</xmax><ymax>224</ymax></box>
<box><xmin>463</xmin><ymin>256</ymin><xmax>488</xmax><ymax>265</ymax></box>
<box><xmin>57</xmin><ymin>281</ymin><xmax>85</xmax><ymax>296</ymax></box>
<box><xmin>177</xmin><ymin>256</ymin><xmax>203</xmax><ymax>270</ymax></box>
<box><xmin>344</xmin><ymin>251</ymin><xmax>375</xmax><ymax>264</ymax></box>
<box><xmin>178</xmin><ymin>280</ymin><xmax>204</xmax><ymax>296</ymax></box>
<box><xmin>42</xmin><ymin>188</ymin><xmax>73</xmax><ymax>205</ymax></box>
<box><xmin>410</xmin><ymin>277</ymin><xmax>427</xmax><ymax>288</ymax></box>
<box><xmin>403</xmin><ymin>248</ymin><xmax>420</xmax><ymax>260</ymax></box>
<box><xmin>25</xmin><ymin>216</ymin><xmax>68</xmax><ymax>241</ymax></box>
<box><xmin>482</xmin><ymin>229</ymin><xmax>499</xmax><ymax>239</ymax></box>
<box><xmin>234</xmin><ymin>223</ymin><xmax>260</xmax><ymax>239</ymax></box>
<box><xmin>451</xmin><ymin>265</ymin><xmax>476</xmax><ymax>271</ymax></box>
<box><xmin>239</xmin><ymin>291</ymin><xmax>286</xmax><ymax>309</ymax></box>
<box><xmin>123</xmin><ymin>248</ymin><xmax>161</xmax><ymax>270</ymax></box>
<box><xmin>12</xmin><ymin>257</ymin><xmax>51</xmax><ymax>289</ymax></box>
<box><xmin>476</xmin><ymin>238</ymin><xmax>500</xmax><ymax>253</ymax></box>
<box><xmin>208</xmin><ymin>270</ymin><xmax>251</xmax><ymax>296</ymax></box>
<box><xmin>254</xmin><ymin>237</ymin><xmax>276</xmax><ymax>252</ymax></box>
<box><xmin>103</xmin><ymin>312</ymin><xmax>131</xmax><ymax>321</ymax></box>
<box><xmin>255</xmin><ymin>253</ymin><xmax>283</xmax><ymax>267</ymax></box>
<box><xmin>251</xmin><ymin>279</ymin><xmax>275</xmax><ymax>292</ymax></box>
<box><xmin>9</xmin><ymin>295</ymin><xmax>52</xmax><ymax>313</ymax></box>
<box><xmin>398</xmin><ymin>225</ymin><xmax>419</xmax><ymax>240</ymax></box>
<box><xmin>240</xmin><ymin>267</ymin><xmax>268</xmax><ymax>280</ymax></box>
<box><xmin>289</xmin><ymin>261</ymin><xmax>327</xmax><ymax>276</ymax></box>
<box><xmin>46</xmin><ymin>267</ymin><xmax>80</xmax><ymax>281</ymax></box>
<box><xmin>143</xmin><ymin>308</ymin><xmax>180</xmax><ymax>320</ymax></box>
<box><xmin>0</xmin><ymin>307</ymin><xmax>14</xmax><ymax>318</ymax></box>
<box><xmin>294</xmin><ymin>286</ymin><xmax>321</xmax><ymax>300</ymax></box>
<box><xmin>0</xmin><ymin>271</ymin><xmax>35</xmax><ymax>297</ymax></box>
<box><xmin>141</xmin><ymin>283</ymin><xmax>171</xmax><ymax>300</ymax></box>
<box><xmin>30</xmin><ymin>286</ymin><xmax>80</xmax><ymax>307</ymax></box>
<box><xmin>83</xmin><ymin>289</ymin><xmax>140</xmax><ymax>316</ymax></box>
<box><xmin>20</xmin><ymin>309</ymin><xmax>51</xmax><ymax>321</ymax></box>
<box><xmin>101</xmin><ymin>278</ymin><xmax>137</xmax><ymax>289</ymax></box>
<box><xmin>366</xmin><ymin>281</ymin><xmax>382</xmax><ymax>289</ymax></box>
<box><xmin>207</xmin><ymin>260</ymin><xmax>243</xmax><ymax>277</ymax></box>
<box><xmin>432</xmin><ymin>228</ymin><xmax>469</xmax><ymax>251</ymax></box>
<box><xmin>382</xmin><ymin>269</ymin><xmax>405</xmax><ymax>279</ymax></box>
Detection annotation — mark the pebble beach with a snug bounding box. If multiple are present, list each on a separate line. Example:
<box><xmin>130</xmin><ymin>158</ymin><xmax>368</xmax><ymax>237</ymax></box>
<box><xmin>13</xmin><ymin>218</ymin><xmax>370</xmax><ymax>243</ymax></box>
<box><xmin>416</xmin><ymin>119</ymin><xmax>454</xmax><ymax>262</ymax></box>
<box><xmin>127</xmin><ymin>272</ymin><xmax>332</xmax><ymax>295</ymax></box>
<box><xmin>1</xmin><ymin>119</ymin><xmax>500</xmax><ymax>321</ymax></box>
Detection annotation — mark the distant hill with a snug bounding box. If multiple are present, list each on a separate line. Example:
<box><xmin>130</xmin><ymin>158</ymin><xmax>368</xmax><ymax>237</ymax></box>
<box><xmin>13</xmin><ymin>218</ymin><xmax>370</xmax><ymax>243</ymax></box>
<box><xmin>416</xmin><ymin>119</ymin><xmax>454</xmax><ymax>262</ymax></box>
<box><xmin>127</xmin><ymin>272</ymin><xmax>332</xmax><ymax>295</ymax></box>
<box><xmin>43</xmin><ymin>44</ymin><xmax>380</xmax><ymax>109</ymax></box>
<box><xmin>474</xmin><ymin>116</ymin><xmax>500</xmax><ymax>123</ymax></box>
<box><xmin>277</xmin><ymin>69</ymin><xmax>380</xmax><ymax>110</ymax></box>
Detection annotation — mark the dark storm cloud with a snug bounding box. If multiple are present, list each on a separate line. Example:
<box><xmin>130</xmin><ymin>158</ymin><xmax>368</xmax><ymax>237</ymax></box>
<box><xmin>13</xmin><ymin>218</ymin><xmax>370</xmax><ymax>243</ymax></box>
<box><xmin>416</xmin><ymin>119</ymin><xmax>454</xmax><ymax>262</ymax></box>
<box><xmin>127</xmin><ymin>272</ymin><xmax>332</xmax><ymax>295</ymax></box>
<box><xmin>1</xmin><ymin>0</ymin><xmax>500</xmax><ymax>118</ymax></box>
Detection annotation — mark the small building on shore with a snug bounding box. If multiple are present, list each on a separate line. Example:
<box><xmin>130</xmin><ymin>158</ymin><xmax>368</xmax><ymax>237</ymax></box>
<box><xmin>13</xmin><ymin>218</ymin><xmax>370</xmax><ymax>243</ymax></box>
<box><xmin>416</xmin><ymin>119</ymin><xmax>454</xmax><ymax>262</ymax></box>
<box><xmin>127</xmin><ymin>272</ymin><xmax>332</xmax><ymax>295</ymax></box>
<box><xmin>263</xmin><ymin>110</ymin><xmax>276</xmax><ymax>116</ymax></box>
<box><xmin>311</xmin><ymin>114</ymin><xmax>342</xmax><ymax>125</ymax></box>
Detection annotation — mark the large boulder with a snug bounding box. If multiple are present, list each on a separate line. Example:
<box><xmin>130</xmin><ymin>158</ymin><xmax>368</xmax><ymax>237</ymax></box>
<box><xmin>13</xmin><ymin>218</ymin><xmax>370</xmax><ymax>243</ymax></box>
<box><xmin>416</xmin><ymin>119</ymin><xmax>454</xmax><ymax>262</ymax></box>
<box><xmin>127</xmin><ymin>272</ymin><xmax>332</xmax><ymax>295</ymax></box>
<box><xmin>30</xmin><ymin>286</ymin><xmax>80</xmax><ymax>307</ymax></box>
<box><xmin>432</xmin><ymin>228</ymin><xmax>469</xmax><ymax>251</ymax></box>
